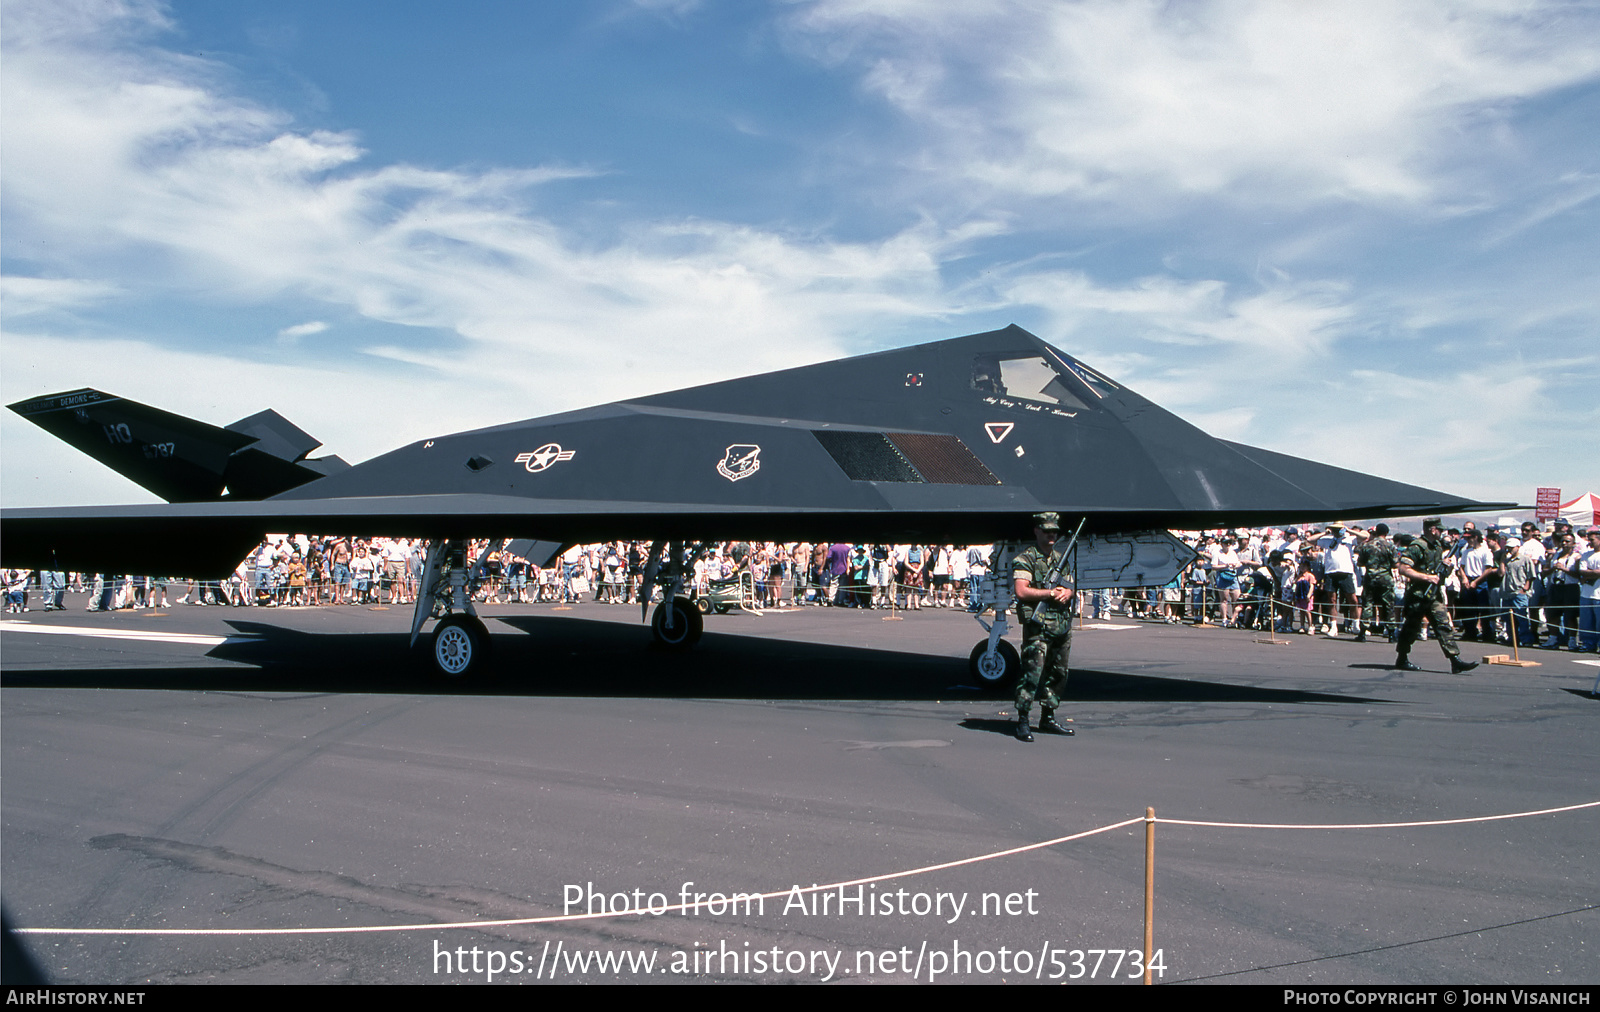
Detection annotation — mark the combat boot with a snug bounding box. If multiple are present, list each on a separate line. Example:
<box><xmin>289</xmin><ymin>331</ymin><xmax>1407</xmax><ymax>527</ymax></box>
<box><xmin>1354</xmin><ymin>627</ymin><xmax>1367</xmax><ymax>643</ymax></box>
<box><xmin>1013</xmin><ymin>716</ymin><xmax>1034</xmax><ymax>743</ymax></box>
<box><xmin>1450</xmin><ymin>657</ymin><xmax>1479</xmax><ymax>675</ymax></box>
<box><xmin>1038</xmin><ymin>713</ymin><xmax>1074</xmax><ymax>736</ymax></box>
<box><xmin>1393</xmin><ymin>653</ymin><xmax>1421</xmax><ymax>672</ymax></box>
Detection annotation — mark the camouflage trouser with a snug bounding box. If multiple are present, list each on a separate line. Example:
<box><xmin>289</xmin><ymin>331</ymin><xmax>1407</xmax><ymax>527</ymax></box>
<box><xmin>1361</xmin><ymin>576</ymin><xmax>1394</xmax><ymax>629</ymax></box>
<box><xmin>1397</xmin><ymin>593</ymin><xmax>1460</xmax><ymax>660</ymax></box>
<box><xmin>1016</xmin><ymin>624</ymin><xmax>1071</xmax><ymax>716</ymax></box>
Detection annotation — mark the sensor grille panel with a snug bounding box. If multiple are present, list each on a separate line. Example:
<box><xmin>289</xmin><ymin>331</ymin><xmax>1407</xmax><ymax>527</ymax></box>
<box><xmin>813</xmin><ymin>431</ymin><xmax>1000</xmax><ymax>485</ymax></box>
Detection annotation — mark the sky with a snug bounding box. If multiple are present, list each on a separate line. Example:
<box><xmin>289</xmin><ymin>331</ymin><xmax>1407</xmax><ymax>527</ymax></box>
<box><xmin>3</xmin><ymin>0</ymin><xmax>1597</xmax><ymax>510</ymax></box>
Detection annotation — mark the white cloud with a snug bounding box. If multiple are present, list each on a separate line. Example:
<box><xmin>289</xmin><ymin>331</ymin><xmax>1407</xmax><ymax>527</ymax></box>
<box><xmin>793</xmin><ymin>0</ymin><xmax>1600</xmax><ymax>204</ymax></box>
<box><xmin>1002</xmin><ymin>269</ymin><xmax>1355</xmax><ymax>360</ymax></box>
<box><xmin>1481</xmin><ymin>171</ymin><xmax>1600</xmax><ymax>245</ymax></box>
<box><xmin>1268</xmin><ymin>366</ymin><xmax>1563</xmax><ymax>505</ymax></box>
<box><xmin>0</xmin><ymin>0</ymin><xmax>985</xmax><ymax>401</ymax></box>
<box><xmin>0</xmin><ymin>277</ymin><xmax>122</xmax><ymax>316</ymax></box>
<box><xmin>276</xmin><ymin>321</ymin><xmax>327</xmax><ymax>340</ymax></box>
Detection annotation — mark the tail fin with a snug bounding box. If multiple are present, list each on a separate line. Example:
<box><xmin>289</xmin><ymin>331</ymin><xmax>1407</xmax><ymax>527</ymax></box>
<box><xmin>7</xmin><ymin>389</ymin><xmax>348</xmax><ymax>502</ymax></box>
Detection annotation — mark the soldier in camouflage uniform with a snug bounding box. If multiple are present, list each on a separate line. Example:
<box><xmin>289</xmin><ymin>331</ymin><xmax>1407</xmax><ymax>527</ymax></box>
<box><xmin>1010</xmin><ymin>512</ymin><xmax>1076</xmax><ymax>742</ymax></box>
<box><xmin>1395</xmin><ymin>518</ymin><xmax>1478</xmax><ymax>674</ymax></box>
<box><xmin>1354</xmin><ymin>523</ymin><xmax>1396</xmax><ymax>643</ymax></box>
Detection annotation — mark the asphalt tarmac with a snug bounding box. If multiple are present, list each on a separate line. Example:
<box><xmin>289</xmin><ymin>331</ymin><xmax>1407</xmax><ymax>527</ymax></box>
<box><xmin>2</xmin><ymin>599</ymin><xmax>1596</xmax><ymax>985</ymax></box>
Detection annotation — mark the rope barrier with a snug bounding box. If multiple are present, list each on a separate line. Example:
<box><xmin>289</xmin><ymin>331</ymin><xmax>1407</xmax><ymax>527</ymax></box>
<box><xmin>18</xmin><ymin>799</ymin><xmax>1596</xmax><ymax>939</ymax></box>
<box><xmin>1154</xmin><ymin>799</ymin><xmax>1600</xmax><ymax>831</ymax></box>
<box><xmin>16</xmin><ymin>817</ymin><xmax>1146</xmax><ymax>937</ymax></box>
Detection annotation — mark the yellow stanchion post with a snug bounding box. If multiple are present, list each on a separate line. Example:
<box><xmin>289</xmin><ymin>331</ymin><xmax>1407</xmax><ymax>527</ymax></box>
<box><xmin>1255</xmin><ymin>602</ymin><xmax>1288</xmax><ymax>646</ymax></box>
<box><xmin>1487</xmin><ymin>607</ymin><xmax>1539</xmax><ymax>667</ymax></box>
<box><xmin>1144</xmin><ymin>806</ymin><xmax>1155</xmax><ymax>986</ymax></box>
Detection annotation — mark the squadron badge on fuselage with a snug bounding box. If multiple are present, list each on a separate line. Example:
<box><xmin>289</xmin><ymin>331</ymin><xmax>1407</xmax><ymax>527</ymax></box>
<box><xmin>516</xmin><ymin>443</ymin><xmax>575</xmax><ymax>473</ymax></box>
<box><xmin>716</xmin><ymin>444</ymin><xmax>762</xmax><ymax>482</ymax></box>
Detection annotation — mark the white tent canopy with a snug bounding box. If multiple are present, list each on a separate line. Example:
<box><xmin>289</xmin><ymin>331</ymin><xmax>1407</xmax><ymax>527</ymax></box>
<box><xmin>1559</xmin><ymin>491</ymin><xmax>1599</xmax><ymax>528</ymax></box>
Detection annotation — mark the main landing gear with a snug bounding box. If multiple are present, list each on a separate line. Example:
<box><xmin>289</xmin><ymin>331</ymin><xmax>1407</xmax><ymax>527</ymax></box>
<box><xmin>410</xmin><ymin>537</ymin><xmax>719</xmax><ymax>678</ymax></box>
<box><xmin>432</xmin><ymin>613</ymin><xmax>492</xmax><ymax>678</ymax></box>
<box><xmin>413</xmin><ymin>538</ymin><xmax>493</xmax><ymax>678</ymax></box>
<box><xmin>651</xmin><ymin>595</ymin><xmax>703</xmax><ymax>649</ymax></box>
<box><xmin>642</xmin><ymin>539</ymin><xmax>709</xmax><ymax>649</ymax></box>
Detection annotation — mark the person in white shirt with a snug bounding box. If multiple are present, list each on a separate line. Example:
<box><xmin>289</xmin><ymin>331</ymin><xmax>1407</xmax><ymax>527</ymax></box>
<box><xmin>1318</xmin><ymin>525</ymin><xmax>1360</xmax><ymax>635</ymax></box>
<box><xmin>1456</xmin><ymin>529</ymin><xmax>1496</xmax><ymax>642</ymax></box>
<box><xmin>950</xmin><ymin>546</ymin><xmax>970</xmax><ymax>609</ymax></box>
<box><xmin>966</xmin><ymin>545</ymin><xmax>989</xmax><ymax>612</ymax></box>
<box><xmin>561</xmin><ymin>544</ymin><xmax>585</xmax><ymax>603</ymax></box>
<box><xmin>1516</xmin><ymin>523</ymin><xmax>1548</xmax><ymax>639</ymax></box>
<box><xmin>381</xmin><ymin>539</ymin><xmax>411</xmax><ymax>605</ymax></box>
<box><xmin>1577</xmin><ymin>529</ymin><xmax>1600</xmax><ymax>653</ymax></box>
<box><xmin>1542</xmin><ymin>531</ymin><xmax>1582</xmax><ymax>649</ymax></box>
<box><xmin>1209</xmin><ymin>537</ymin><xmax>1242</xmax><ymax>627</ymax></box>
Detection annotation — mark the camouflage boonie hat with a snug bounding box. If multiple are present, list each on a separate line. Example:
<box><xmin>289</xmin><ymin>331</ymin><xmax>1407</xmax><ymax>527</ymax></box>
<box><xmin>1033</xmin><ymin>512</ymin><xmax>1061</xmax><ymax>532</ymax></box>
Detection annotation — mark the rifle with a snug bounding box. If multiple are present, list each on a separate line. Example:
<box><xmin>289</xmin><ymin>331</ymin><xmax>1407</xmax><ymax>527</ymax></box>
<box><xmin>1408</xmin><ymin>543</ymin><xmax>1455</xmax><ymax>605</ymax></box>
<box><xmin>1035</xmin><ymin>517</ymin><xmax>1087</xmax><ymax>618</ymax></box>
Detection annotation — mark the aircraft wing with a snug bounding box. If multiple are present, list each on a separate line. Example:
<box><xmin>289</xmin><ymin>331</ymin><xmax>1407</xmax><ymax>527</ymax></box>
<box><xmin>2</xmin><ymin>326</ymin><xmax>1507</xmax><ymax>578</ymax></box>
<box><xmin>2</xmin><ymin>485</ymin><xmax>1489</xmax><ymax>579</ymax></box>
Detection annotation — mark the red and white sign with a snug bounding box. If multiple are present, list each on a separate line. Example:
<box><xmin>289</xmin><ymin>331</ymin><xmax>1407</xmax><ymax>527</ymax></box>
<box><xmin>1535</xmin><ymin>487</ymin><xmax>1561</xmax><ymax>521</ymax></box>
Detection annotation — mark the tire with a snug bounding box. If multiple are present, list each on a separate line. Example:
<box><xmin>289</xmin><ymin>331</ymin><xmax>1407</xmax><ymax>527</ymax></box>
<box><xmin>968</xmin><ymin>639</ymin><xmax>1020</xmax><ymax>696</ymax></box>
<box><xmin>652</xmin><ymin>596</ymin><xmax>703</xmax><ymax>648</ymax></box>
<box><xmin>713</xmin><ymin>602</ymin><xmax>730</xmax><ymax>615</ymax></box>
<box><xmin>696</xmin><ymin>596</ymin><xmax>712</xmax><ymax>615</ymax></box>
<box><xmin>466</xmin><ymin>615</ymin><xmax>493</xmax><ymax>658</ymax></box>
<box><xmin>432</xmin><ymin>615</ymin><xmax>486</xmax><ymax>678</ymax></box>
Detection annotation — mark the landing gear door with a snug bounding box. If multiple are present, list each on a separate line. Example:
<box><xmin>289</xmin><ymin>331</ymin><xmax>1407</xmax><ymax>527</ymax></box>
<box><xmin>1072</xmin><ymin>531</ymin><xmax>1197</xmax><ymax>590</ymax></box>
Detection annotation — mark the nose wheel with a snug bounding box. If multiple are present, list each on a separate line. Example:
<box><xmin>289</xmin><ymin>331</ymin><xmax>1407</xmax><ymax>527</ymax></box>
<box><xmin>969</xmin><ymin>639</ymin><xmax>1020</xmax><ymax>695</ymax></box>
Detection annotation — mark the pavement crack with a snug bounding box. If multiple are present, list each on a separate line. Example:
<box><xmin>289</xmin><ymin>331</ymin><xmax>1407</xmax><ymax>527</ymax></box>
<box><xmin>88</xmin><ymin>833</ymin><xmax>545</xmax><ymax>928</ymax></box>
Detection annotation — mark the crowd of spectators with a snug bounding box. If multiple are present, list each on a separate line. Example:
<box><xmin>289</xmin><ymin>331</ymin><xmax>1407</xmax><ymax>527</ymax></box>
<box><xmin>2</xmin><ymin>539</ymin><xmax>992</xmax><ymax>614</ymax></box>
<box><xmin>1101</xmin><ymin>520</ymin><xmax>1600</xmax><ymax>654</ymax></box>
<box><xmin>7</xmin><ymin>521</ymin><xmax>1598</xmax><ymax>654</ymax></box>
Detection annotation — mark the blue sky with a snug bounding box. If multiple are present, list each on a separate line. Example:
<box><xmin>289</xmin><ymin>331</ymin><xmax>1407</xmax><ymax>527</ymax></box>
<box><xmin>3</xmin><ymin>0</ymin><xmax>1597</xmax><ymax>509</ymax></box>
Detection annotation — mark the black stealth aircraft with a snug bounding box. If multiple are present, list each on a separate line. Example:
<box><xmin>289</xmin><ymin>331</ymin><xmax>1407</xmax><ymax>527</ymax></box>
<box><xmin>3</xmin><ymin>325</ymin><xmax>1498</xmax><ymax>677</ymax></box>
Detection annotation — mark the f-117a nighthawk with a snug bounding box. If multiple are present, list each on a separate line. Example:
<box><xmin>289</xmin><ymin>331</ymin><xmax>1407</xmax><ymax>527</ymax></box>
<box><xmin>3</xmin><ymin>325</ymin><xmax>1500</xmax><ymax>683</ymax></box>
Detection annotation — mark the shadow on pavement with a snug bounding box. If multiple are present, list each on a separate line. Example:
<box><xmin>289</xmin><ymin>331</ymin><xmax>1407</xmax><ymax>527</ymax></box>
<box><xmin>1</xmin><ymin>614</ymin><xmax>1396</xmax><ymax>705</ymax></box>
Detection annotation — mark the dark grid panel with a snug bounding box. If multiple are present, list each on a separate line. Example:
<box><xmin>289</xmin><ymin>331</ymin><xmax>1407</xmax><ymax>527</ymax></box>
<box><xmin>812</xmin><ymin>431</ymin><xmax>924</xmax><ymax>483</ymax></box>
<box><xmin>887</xmin><ymin>433</ymin><xmax>1002</xmax><ymax>485</ymax></box>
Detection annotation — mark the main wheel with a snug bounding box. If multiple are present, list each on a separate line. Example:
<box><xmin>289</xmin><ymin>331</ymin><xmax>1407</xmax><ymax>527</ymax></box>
<box><xmin>432</xmin><ymin>615</ymin><xmax>487</xmax><ymax>678</ymax></box>
<box><xmin>696</xmin><ymin>596</ymin><xmax>712</xmax><ymax>615</ymax></box>
<box><xmin>652</xmin><ymin>596</ymin><xmax>703</xmax><ymax>648</ymax></box>
<box><xmin>969</xmin><ymin>639</ymin><xmax>1020</xmax><ymax>696</ymax></box>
